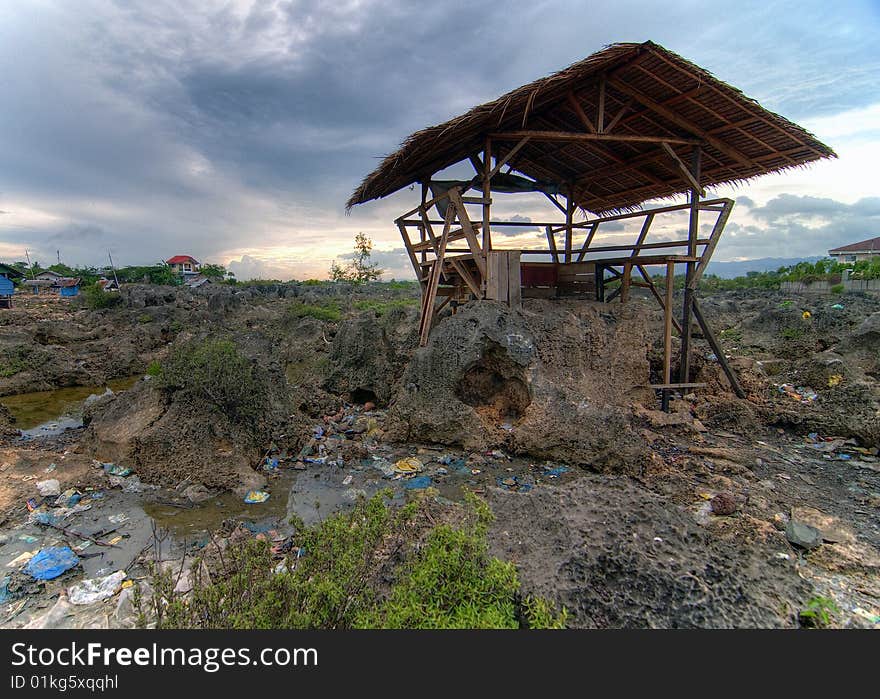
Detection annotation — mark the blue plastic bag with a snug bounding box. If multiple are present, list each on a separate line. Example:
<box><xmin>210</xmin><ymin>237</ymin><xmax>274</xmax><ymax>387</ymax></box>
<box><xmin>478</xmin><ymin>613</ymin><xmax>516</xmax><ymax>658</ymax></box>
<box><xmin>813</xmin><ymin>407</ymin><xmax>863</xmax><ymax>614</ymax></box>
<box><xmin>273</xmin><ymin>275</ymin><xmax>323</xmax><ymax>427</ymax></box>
<box><xmin>24</xmin><ymin>547</ymin><xmax>80</xmax><ymax>580</ymax></box>
<box><xmin>404</xmin><ymin>476</ymin><xmax>433</xmax><ymax>490</ymax></box>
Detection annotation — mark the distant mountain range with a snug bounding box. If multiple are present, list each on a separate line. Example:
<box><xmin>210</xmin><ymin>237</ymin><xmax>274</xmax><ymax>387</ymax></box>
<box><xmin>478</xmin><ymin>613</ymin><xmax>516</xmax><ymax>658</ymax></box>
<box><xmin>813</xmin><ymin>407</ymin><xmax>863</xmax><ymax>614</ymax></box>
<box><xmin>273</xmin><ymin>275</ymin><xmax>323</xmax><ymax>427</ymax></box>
<box><xmin>705</xmin><ymin>256</ymin><xmax>824</xmax><ymax>279</ymax></box>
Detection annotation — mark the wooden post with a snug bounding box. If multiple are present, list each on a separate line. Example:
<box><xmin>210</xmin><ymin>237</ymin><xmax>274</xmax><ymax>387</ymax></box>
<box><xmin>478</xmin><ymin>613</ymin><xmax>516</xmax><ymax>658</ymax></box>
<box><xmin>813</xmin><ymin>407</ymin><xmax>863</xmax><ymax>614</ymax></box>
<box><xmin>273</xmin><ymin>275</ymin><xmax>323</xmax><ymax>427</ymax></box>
<box><xmin>564</xmin><ymin>188</ymin><xmax>574</xmax><ymax>264</ymax></box>
<box><xmin>662</xmin><ymin>260</ymin><xmax>675</xmax><ymax>411</ymax></box>
<box><xmin>679</xmin><ymin>147</ymin><xmax>701</xmax><ymax>384</ymax></box>
<box><xmin>620</xmin><ymin>262</ymin><xmax>632</xmax><ymax>303</ymax></box>
<box><xmin>483</xmin><ymin>137</ymin><xmax>492</xmax><ymax>275</ymax></box>
<box><xmin>692</xmin><ymin>298</ymin><xmax>746</xmax><ymax>399</ymax></box>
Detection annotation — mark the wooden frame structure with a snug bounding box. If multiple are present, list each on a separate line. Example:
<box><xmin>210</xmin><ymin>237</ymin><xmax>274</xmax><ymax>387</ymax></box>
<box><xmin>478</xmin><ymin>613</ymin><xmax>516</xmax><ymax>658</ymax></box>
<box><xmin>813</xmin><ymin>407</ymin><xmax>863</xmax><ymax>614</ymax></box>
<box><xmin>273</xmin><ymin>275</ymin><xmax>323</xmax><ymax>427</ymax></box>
<box><xmin>349</xmin><ymin>41</ymin><xmax>834</xmax><ymax>407</ymax></box>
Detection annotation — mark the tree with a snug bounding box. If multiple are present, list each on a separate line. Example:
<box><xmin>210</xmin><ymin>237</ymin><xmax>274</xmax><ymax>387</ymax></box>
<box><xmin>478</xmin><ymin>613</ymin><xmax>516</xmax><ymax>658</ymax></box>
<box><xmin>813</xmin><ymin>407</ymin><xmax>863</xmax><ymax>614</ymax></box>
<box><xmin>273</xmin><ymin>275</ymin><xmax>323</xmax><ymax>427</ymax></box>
<box><xmin>200</xmin><ymin>263</ymin><xmax>228</xmax><ymax>279</ymax></box>
<box><xmin>330</xmin><ymin>232</ymin><xmax>383</xmax><ymax>284</ymax></box>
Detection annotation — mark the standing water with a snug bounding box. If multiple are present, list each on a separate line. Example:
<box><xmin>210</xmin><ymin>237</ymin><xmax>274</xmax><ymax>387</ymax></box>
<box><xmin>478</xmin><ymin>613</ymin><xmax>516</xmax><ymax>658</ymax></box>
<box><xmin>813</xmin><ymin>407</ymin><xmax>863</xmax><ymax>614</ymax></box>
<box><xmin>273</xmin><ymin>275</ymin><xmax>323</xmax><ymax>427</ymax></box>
<box><xmin>1</xmin><ymin>376</ymin><xmax>141</xmax><ymax>435</ymax></box>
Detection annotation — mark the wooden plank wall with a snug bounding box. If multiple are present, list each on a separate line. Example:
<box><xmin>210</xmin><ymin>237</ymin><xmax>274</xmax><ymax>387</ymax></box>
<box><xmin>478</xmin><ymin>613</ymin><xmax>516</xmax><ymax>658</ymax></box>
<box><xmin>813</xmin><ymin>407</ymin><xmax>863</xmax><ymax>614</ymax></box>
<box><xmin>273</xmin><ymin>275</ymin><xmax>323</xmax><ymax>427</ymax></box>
<box><xmin>485</xmin><ymin>251</ymin><xmax>521</xmax><ymax>308</ymax></box>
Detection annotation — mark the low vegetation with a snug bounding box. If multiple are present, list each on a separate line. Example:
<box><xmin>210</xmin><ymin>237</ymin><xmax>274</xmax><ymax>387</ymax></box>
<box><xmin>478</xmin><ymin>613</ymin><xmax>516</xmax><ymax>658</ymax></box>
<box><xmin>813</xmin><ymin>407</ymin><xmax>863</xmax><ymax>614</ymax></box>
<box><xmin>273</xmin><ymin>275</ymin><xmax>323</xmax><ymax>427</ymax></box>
<box><xmin>140</xmin><ymin>491</ymin><xmax>566</xmax><ymax>630</ymax></box>
<box><xmin>154</xmin><ymin>337</ymin><xmax>269</xmax><ymax>427</ymax></box>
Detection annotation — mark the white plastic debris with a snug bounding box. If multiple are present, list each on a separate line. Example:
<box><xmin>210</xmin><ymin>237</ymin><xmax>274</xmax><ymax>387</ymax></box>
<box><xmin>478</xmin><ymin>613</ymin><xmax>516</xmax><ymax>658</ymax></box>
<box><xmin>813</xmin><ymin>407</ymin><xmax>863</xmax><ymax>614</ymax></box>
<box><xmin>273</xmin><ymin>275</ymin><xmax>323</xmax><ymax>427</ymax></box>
<box><xmin>67</xmin><ymin>571</ymin><xmax>127</xmax><ymax>605</ymax></box>
<box><xmin>36</xmin><ymin>479</ymin><xmax>61</xmax><ymax>497</ymax></box>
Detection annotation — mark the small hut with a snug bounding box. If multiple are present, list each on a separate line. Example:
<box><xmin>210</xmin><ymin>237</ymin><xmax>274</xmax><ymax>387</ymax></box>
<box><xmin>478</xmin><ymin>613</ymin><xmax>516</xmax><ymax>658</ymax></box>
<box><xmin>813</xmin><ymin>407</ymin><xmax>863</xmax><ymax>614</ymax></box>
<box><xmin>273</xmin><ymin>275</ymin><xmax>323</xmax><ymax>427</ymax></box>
<box><xmin>348</xmin><ymin>41</ymin><xmax>834</xmax><ymax>406</ymax></box>
<box><xmin>0</xmin><ymin>263</ymin><xmax>23</xmax><ymax>309</ymax></box>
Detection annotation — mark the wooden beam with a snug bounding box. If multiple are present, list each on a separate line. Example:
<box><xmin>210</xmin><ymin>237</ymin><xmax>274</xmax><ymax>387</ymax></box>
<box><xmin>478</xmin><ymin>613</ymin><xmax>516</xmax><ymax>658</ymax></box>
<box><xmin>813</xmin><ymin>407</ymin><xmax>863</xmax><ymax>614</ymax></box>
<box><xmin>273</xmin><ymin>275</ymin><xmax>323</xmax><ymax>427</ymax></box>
<box><xmin>597</xmin><ymin>76</ymin><xmax>606</xmax><ymax>133</ymax></box>
<box><xmin>564</xmin><ymin>191</ymin><xmax>574</xmax><ymax>264</ymax></box>
<box><xmin>450</xmin><ymin>259</ymin><xmax>481</xmax><ymax>298</ymax></box>
<box><xmin>679</xmin><ymin>147</ymin><xmax>701</xmax><ymax>385</ymax></box>
<box><xmin>688</xmin><ymin>199</ymin><xmax>733</xmax><ymax>289</ymax></box>
<box><xmin>397</xmin><ymin>220</ymin><xmax>424</xmax><ymax>283</ymax></box>
<box><xmin>542</xmin><ymin>190</ymin><xmax>567</xmax><ymax>214</ymax></box>
<box><xmin>488</xmin><ymin>137</ymin><xmax>530</xmax><ymax>179</ymax></box>
<box><xmin>489</xmin><ymin>130</ymin><xmax>702</xmax><ymax>145</ymax></box>
<box><xmin>661</xmin><ymin>142</ymin><xmax>705</xmax><ymax>195</ymax></box>
<box><xmin>691</xmin><ymin>298</ymin><xmax>745</xmax><ymax>398</ymax></box>
<box><xmin>483</xmin><ymin>137</ymin><xmax>492</xmax><ymax>261</ymax></box>
<box><xmin>604</xmin><ymin>96</ymin><xmax>633</xmax><ymax>133</ymax></box>
<box><xmin>447</xmin><ymin>188</ymin><xmax>487</xmax><ymax>279</ymax></box>
<box><xmin>662</xmin><ymin>259</ymin><xmax>675</xmax><ymax>409</ymax></box>
<box><xmin>575</xmin><ymin>222</ymin><xmax>599</xmax><ymax>262</ymax></box>
<box><xmin>545</xmin><ymin>225</ymin><xmax>559</xmax><ymax>264</ymax></box>
<box><xmin>567</xmin><ymin>91</ymin><xmax>596</xmax><ymax>133</ymax></box>
<box><xmin>607</xmin><ymin>78</ymin><xmax>756</xmax><ymax>167</ymax></box>
<box><xmin>418</xmin><ymin>207</ymin><xmax>455</xmax><ymax>346</ymax></box>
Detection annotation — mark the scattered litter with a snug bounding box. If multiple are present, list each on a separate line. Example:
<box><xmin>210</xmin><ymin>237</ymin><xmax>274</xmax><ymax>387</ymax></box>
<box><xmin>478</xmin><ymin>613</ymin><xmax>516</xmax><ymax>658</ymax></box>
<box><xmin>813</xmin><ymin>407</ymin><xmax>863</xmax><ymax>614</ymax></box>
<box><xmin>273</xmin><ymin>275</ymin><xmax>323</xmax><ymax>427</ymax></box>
<box><xmin>542</xmin><ymin>465</ymin><xmax>569</xmax><ymax>478</ymax></box>
<box><xmin>18</xmin><ymin>534</ymin><xmax>38</xmax><ymax>544</ymax></box>
<box><xmin>36</xmin><ymin>479</ymin><xmax>61</xmax><ymax>497</ymax></box>
<box><xmin>827</xmin><ymin>374</ymin><xmax>843</xmax><ymax>387</ymax></box>
<box><xmin>103</xmin><ymin>463</ymin><xmax>132</xmax><ymax>477</ymax></box>
<box><xmin>7</xmin><ymin>551</ymin><xmax>35</xmax><ymax>568</ymax></box>
<box><xmin>777</xmin><ymin>383</ymin><xmax>818</xmax><ymax>403</ymax></box>
<box><xmin>107</xmin><ymin>513</ymin><xmax>129</xmax><ymax>525</ymax></box>
<box><xmin>263</xmin><ymin>457</ymin><xmax>280</xmax><ymax>472</ymax></box>
<box><xmin>26</xmin><ymin>498</ymin><xmax>39</xmax><ymax>512</ymax></box>
<box><xmin>435</xmin><ymin>467</ymin><xmax>448</xmax><ymax>476</ymax></box>
<box><xmin>496</xmin><ymin>476</ymin><xmax>532</xmax><ymax>493</ymax></box>
<box><xmin>342</xmin><ymin>475</ymin><xmax>353</xmax><ymax>486</ymax></box>
<box><xmin>44</xmin><ymin>463</ymin><xmax>57</xmax><ymax>473</ymax></box>
<box><xmin>0</xmin><ymin>575</ymin><xmax>11</xmax><ymax>603</ymax></box>
<box><xmin>705</xmin><ymin>352</ymin><xmax>717</xmax><ymax>362</ymax></box>
<box><xmin>56</xmin><ymin>489</ymin><xmax>81</xmax><ymax>508</ymax></box>
<box><xmin>830</xmin><ymin>303</ymin><xmax>845</xmax><ymax>311</ymax></box>
<box><xmin>403</xmin><ymin>476</ymin><xmax>433</xmax><ymax>490</ymax></box>
<box><xmin>24</xmin><ymin>546</ymin><xmax>80</xmax><ymax>580</ymax></box>
<box><xmin>68</xmin><ymin>571</ymin><xmax>127</xmax><ymax>605</ymax></box>
<box><xmin>244</xmin><ymin>490</ymin><xmax>270</xmax><ymax>504</ymax></box>
<box><xmin>394</xmin><ymin>457</ymin><xmax>423</xmax><ymax>474</ymax></box>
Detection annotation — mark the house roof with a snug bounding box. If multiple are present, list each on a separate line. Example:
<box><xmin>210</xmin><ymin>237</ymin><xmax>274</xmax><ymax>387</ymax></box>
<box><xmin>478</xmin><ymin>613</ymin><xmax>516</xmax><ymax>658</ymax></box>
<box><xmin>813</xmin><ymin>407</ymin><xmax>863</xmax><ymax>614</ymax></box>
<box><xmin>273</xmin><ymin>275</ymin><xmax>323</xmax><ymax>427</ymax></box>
<box><xmin>828</xmin><ymin>236</ymin><xmax>880</xmax><ymax>254</ymax></box>
<box><xmin>56</xmin><ymin>277</ymin><xmax>81</xmax><ymax>288</ymax></box>
<box><xmin>166</xmin><ymin>255</ymin><xmax>199</xmax><ymax>265</ymax></box>
<box><xmin>0</xmin><ymin>263</ymin><xmax>24</xmax><ymax>279</ymax></box>
<box><xmin>36</xmin><ymin>270</ymin><xmax>62</xmax><ymax>279</ymax></box>
<box><xmin>348</xmin><ymin>41</ymin><xmax>835</xmax><ymax>214</ymax></box>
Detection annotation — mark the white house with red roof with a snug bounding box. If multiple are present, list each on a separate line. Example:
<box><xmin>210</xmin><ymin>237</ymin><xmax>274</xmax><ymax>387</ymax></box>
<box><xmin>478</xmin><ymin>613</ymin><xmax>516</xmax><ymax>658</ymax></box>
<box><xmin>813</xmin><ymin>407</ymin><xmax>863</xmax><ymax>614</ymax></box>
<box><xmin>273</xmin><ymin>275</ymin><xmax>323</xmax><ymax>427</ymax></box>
<box><xmin>166</xmin><ymin>255</ymin><xmax>201</xmax><ymax>276</ymax></box>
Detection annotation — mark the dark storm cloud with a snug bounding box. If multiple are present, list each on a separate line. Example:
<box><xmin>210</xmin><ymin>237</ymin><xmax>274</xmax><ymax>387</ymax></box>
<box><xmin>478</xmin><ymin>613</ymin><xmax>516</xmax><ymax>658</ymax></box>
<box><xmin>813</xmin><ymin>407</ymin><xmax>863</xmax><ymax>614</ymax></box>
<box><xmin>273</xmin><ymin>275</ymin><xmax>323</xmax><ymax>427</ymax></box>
<box><xmin>0</xmin><ymin>0</ymin><xmax>877</xmax><ymax>272</ymax></box>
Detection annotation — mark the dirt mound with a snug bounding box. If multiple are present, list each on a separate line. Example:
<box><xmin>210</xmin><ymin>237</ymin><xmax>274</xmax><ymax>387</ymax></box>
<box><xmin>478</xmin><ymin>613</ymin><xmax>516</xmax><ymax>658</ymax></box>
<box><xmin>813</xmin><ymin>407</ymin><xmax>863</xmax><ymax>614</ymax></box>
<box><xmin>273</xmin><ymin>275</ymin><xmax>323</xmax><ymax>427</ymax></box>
<box><xmin>385</xmin><ymin>299</ymin><xmax>655</xmax><ymax>471</ymax></box>
<box><xmin>81</xmin><ymin>334</ymin><xmax>309</xmax><ymax>494</ymax></box>
<box><xmin>489</xmin><ymin>474</ymin><xmax>810</xmax><ymax>628</ymax></box>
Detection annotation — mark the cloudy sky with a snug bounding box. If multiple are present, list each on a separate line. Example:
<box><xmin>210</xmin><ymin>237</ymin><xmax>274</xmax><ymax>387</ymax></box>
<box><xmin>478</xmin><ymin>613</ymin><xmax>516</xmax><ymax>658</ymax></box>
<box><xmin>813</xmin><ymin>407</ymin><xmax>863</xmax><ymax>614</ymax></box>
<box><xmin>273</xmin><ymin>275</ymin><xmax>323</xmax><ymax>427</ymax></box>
<box><xmin>1</xmin><ymin>0</ymin><xmax>878</xmax><ymax>279</ymax></box>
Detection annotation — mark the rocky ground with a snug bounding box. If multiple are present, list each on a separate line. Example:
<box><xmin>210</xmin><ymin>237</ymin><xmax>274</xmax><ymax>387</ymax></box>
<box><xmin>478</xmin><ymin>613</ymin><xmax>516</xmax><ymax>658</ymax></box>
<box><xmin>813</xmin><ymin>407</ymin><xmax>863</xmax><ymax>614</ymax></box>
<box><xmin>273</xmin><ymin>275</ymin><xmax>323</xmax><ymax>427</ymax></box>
<box><xmin>0</xmin><ymin>283</ymin><xmax>877</xmax><ymax>628</ymax></box>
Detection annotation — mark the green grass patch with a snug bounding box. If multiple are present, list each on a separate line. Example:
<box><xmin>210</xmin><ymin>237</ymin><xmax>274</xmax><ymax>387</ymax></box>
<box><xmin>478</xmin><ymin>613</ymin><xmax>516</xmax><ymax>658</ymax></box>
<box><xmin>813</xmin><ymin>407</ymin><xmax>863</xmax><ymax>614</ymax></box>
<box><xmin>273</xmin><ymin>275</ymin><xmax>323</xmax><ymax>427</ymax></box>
<box><xmin>353</xmin><ymin>298</ymin><xmax>418</xmax><ymax>316</ymax></box>
<box><xmin>286</xmin><ymin>301</ymin><xmax>342</xmax><ymax>323</ymax></box>
<box><xmin>141</xmin><ymin>491</ymin><xmax>566</xmax><ymax>630</ymax></box>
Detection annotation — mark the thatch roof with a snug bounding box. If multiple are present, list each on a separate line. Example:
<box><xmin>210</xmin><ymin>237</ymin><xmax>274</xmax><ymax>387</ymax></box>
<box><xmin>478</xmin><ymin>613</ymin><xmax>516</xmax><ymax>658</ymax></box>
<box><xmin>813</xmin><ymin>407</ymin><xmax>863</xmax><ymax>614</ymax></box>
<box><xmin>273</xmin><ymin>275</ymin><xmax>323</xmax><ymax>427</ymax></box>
<box><xmin>348</xmin><ymin>41</ymin><xmax>835</xmax><ymax>213</ymax></box>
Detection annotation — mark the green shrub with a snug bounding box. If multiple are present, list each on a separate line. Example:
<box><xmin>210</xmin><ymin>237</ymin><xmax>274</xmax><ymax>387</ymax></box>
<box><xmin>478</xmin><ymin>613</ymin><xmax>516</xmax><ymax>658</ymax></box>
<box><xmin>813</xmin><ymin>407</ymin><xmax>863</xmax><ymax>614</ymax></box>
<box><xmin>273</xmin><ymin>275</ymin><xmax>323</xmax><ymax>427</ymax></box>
<box><xmin>137</xmin><ymin>313</ymin><xmax>153</xmax><ymax>324</ymax></box>
<box><xmin>830</xmin><ymin>283</ymin><xmax>844</xmax><ymax>295</ymax></box>
<box><xmin>155</xmin><ymin>338</ymin><xmax>268</xmax><ymax>426</ymax></box>
<box><xmin>82</xmin><ymin>282</ymin><xmax>122</xmax><ymax>310</ymax></box>
<box><xmin>143</xmin><ymin>492</ymin><xmax>565</xmax><ymax>630</ymax></box>
<box><xmin>799</xmin><ymin>596</ymin><xmax>839</xmax><ymax>628</ymax></box>
<box><xmin>145</xmin><ymin>360</ymin><xmax>162</xmax><ymax>377</ymax></box>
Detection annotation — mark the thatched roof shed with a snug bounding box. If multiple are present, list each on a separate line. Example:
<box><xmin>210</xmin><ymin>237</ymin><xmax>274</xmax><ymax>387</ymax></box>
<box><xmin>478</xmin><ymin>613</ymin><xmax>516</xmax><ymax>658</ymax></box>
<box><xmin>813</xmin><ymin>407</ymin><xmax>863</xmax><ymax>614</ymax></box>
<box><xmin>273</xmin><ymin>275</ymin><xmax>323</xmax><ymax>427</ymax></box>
<box><xmin>348</xmin><ymin>41</ymin><xmax>834</xmax><ymax>213</ymax></box>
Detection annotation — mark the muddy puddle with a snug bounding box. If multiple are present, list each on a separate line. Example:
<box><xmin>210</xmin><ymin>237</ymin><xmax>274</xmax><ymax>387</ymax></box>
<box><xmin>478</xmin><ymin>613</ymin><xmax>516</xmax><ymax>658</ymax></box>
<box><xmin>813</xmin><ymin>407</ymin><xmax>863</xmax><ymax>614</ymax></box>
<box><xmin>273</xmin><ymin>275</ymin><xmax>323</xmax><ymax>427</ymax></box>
<box><xmin>2</xmin><ymin>376</ymin><xmax>141</xmax><ymax>435</ymax></box>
